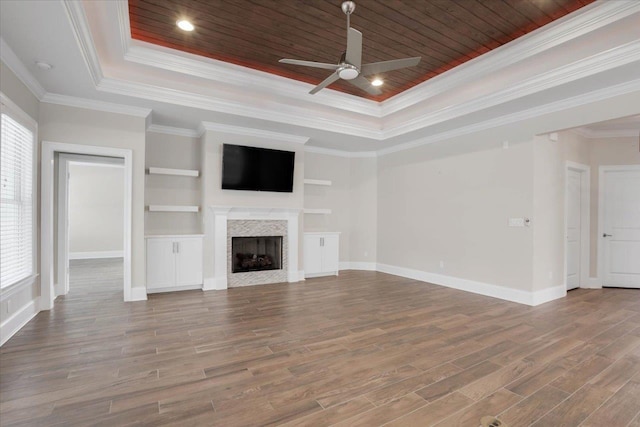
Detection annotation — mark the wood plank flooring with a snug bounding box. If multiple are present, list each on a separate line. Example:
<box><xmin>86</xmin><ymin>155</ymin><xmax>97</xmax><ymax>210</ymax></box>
<box><xmin>1</xmin><ymin>260</ymin><xmax>639</xmax><ymax>426</ymax></box>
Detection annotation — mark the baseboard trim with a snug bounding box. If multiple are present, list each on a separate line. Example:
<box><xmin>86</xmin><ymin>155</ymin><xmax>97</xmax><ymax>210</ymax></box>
<box><xmin>1</xmin><ymin>298</ymin><xmax>40</xmax><ymax>346</ymax></box>
<box><xmin>339</xmin><ymin>262</ymin><xmax>377</xmax><ymax>271</ymax></box>
<box><xmin>129</xmin><ymin>287</ymin><xmax>148</xmax><ymax>301</ymax></box>
<box><xmin>147</xmin><ymin>284</ymin><xmax>202</xmax><ymax>294</ymax></box>
<box><xmin>69</xmin><ymin>251</ymin><xmax>124</xmax><ymax>260</ymax></box>
<box><xmin>531</xmin><ymin>284</ymin><xmax>567</xmax><ymax>305</ymax></box>
<box><xmin>375</xmin><ymin>263</ymin><xmax>565</xmax><ymax>306</ymax></box>
<box><xmin>581</xmin><ymin>277</ymin><xmax>602</xmax><ymax>289</ymax></box>
<box><xmin>203</xmin><ymin>277</ymin><xmax>227</xmax><ymax>291</ymax></box>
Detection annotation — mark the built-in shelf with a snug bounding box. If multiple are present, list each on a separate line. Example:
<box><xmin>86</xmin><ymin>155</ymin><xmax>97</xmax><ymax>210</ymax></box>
<box><xmin>304</xmin><ymin>178</ymin><xmax>332</xmax><ymax>186</ymax></box>
<box><xmin>148</xmin><ymin>167</ymin><xmax>199</xmax><ymax>177</ymax></box>
<box><xmin>303</xmin><ymin>208</ymin><xmax>332</xmax><ymax>214</ymax></box>
<box><xmin>148</xmin><ymin>205</ymin><xmax>200</xmax><ymax>213</ymax></box>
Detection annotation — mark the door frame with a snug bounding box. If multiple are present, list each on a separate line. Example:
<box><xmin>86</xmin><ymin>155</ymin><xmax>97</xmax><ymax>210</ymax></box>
<box><xmin>564</xmin><ymin>161</ymin><xmax>590</xmax><ymax>290</ymax></box>
<box><xmin>41</xmin><ymin>141</ymin><xmax>133</xmax><ymax>310</ymax></box>
<box><xmin>598</xmin><ymin>164</ymin><xmax>640</xmax><ymax>287</ymax></box>
<box><xmin>56</xmin><ymin>154</ymin><xmax>125</xmax><ymax>297</ymax></box>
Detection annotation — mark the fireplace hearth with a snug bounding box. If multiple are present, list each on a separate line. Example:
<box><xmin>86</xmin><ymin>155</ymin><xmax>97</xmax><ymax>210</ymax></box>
<box><xmin>232</xmin><ymin>236</ymin><xmax>283</xmax><ymax>273</ymax></box>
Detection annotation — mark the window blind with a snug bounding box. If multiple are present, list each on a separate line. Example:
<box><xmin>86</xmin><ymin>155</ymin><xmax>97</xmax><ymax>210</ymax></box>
<box><xmin>1</xmin><ymin>112</ymin><xmax>34</xmax><ymax>288</ymax></box>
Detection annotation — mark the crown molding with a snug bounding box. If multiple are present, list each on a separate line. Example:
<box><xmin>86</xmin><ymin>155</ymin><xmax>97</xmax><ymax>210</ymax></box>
<box><xmin>571</xmin><ymin>127</ymin><xmax>640</xmax><ymax>139</ymax></box>
<box><xmin>380</xmin><ymin>0</ymin><xmax>640</xmax><ymax>115</ymax></box>
<box><xmin>0</xmin><ymin>37</ymin><xmax>46</xmax><ymax>100</ymax></box>
<box><xmin>382</xmin><ymin>40</ymin><xmax>640</xmax><ymax>139</ymax></box>
<box><xmin>146</xmin><ymin>124</ymin><xmax>200</xmax><ymax>138</ymax></box>
<box><xmin>62</xmin><ymin>0</ymin><xmax>103</xmax><ymax>86</ymax></box>
<box><xmin>96</xmin><ymin>77</ymin><xmax>383</xmax><ymax>139</ymax></box>
<box><xmin>41</xmin><ymin>93</ymin><xmax>151</xmax><ymax>118</ymax></box>
<box><xmin>198</xmin><ymin>122</ymin><xmax>310</xmax><ymax>144</ymax></box>
<box><xmin>304</xmin><ymin>145</ymin><xmax>377</xmax><ymax>158</ymax></box>
<box><xmin>378</xmin><ymin>78</ymin><xmax>640</xmax><ymax>156</ymax></box>
<box><xmin>124</xmin><ymin>42</ymin><xmax>382</xmax><ymax>119</ymax></box>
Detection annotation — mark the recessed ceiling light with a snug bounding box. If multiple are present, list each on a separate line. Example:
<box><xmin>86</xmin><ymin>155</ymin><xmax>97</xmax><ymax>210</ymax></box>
<box><xmin>371</xmin><ymin>78</ymin><xmax>383</xmax><ymax>87</ymax></box>
<box><xmin>176</xmin><ymin>20</ymin><xmax>194</xmax><ymax>32</ymax></box>
<box><xmin>35</xmin><ymin>61</ymin><xmax>53</xmax><ymax>71</ymax></box>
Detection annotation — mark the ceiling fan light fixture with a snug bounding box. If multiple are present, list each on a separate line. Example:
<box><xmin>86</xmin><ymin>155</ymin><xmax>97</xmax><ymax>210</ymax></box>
<box><xmin>371</xmin><ymin>78</ymin><xmax>383</xmax><ymax>86</ymax></box>
<box><xmin>338</xmin><ymin>64</ymin><xmax>359</xmax><ymax>80</ymax></box>
<box><xmin>176</xmin><ymin>20</ymin><xmax>194</xmax><ymax>32</ymax></box>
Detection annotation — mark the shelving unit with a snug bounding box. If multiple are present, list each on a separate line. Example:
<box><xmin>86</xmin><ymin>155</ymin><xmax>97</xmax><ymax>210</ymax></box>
<box><xmin>148</xmin><ymin>205</ymin><xmax>200</xmax><ymax>213</ymax></box>
<box><xmin>148</xmin><ymin>167</ymin><xmax>199</xmax><ymax>177</ymax></box>
<box><xmin>304</xmin><ymin>178</ymin><xmax>332</xmax><ymax>186</ymax></box>
<box><xmin>303</xmin><ymin>208</ymin><xmax>332</xmax><ymax>214</ymax></box>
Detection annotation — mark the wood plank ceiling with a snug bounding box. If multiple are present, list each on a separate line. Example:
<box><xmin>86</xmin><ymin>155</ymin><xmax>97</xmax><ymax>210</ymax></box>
<box><xmin>129</xmin><ymin>0</ymin><xmax>595</xmax><ymax>101</ymax></box>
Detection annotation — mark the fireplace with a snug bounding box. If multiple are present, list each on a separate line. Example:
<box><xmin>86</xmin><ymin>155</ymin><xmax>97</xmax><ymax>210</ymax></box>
<box><xmin>232</xmin><ymin>236</ymin><xmax>283</xmax><ymax>273</ymax></box>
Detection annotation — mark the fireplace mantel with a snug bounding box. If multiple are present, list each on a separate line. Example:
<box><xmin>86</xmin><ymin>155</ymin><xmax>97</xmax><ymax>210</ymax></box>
<box><xmin>203</xmin><ymin>206</ymin><xmax>302</xmax><ymax>291</ymax></box>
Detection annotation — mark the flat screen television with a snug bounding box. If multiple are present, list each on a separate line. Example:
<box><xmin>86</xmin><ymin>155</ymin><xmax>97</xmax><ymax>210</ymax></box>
<box><xmin>221</xmin><ymin>144</ymin><xmax>295</xmax><ymax>192</ymax></box>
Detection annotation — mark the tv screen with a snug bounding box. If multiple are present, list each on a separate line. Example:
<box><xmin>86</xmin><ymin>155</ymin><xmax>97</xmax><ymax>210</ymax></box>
<box><xmin>222</xmin><ymin>144</ymin><xmax>295</xmax><ymax>192</ymax></box>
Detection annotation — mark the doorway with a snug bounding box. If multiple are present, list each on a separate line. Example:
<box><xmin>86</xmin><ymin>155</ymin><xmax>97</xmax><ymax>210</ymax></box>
<box><xmin>41</xmin><ymin>141</ymin><xmax>134</xmax><ymax>310</ymax></box>
<box><xmin>56</xmin><ymin>154</ymin><xmax>125</xmax><ymax>297</ymax></box>
<box><xmin>599</xmin><ymin>165</ymin><xmax>640</xmax><ymax>288</ymax></box>
<box><xmin>565</xmin><ymin>162</ymin><xmax>590</xmax><ymax>291</ymax></box>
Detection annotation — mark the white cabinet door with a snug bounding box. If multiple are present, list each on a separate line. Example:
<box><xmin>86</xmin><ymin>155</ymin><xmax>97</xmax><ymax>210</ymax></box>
<box><xmin>175</xmin><ymin>238</ymin><xmax>203</xmax><ymax>286</ymax></box>
<box><xmin>146</xmin><ymin>239</ymin><xmax>176</xmax><ymax>289</ymax></box>
<box><xmin>304</xmin><ymin>235</ymin><xmax>323</xmax><ymax>275</ymax></box>
<box><xmin>322</xmin><ymin>235</ymin><xmax>340</xmax><ymax>274</ymax></box>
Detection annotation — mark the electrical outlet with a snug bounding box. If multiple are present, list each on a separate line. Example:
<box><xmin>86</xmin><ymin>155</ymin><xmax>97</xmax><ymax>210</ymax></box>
<box><xmin>502</xmin><ymin>140</ymin><xmax>509</xmax><ymax>149</ymax></box>
<box><xmin>364</xmin><ymin>251</ymin><xmax>368</xmax><ymax>257</ymax></box>
<box><xmin>439</xmin><ymin>261</ymin><xmax>444</xmax><ymax>269</ymax></box>
<box><xmin>6</xmin><ymin>299</ymin><xmax>11</xmax><ymax>314</ymax></box>
<box><xmin>548</xmin><ymin>271</ymin><xmax>553</xmax><ymax>280</ymax></box>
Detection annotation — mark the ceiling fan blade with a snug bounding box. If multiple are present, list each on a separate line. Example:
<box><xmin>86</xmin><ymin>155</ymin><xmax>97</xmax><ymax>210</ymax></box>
<box><xmin>348</xmin><ymin>75</ymin><xmax>382</xmax><ymax>96</ymax></box>
<box><xmin>279</xmin><ymin>59</ymin><xmax>339</xmax><ymax>70</ymax></box>
<box><xmin>309</xmin><ymin>72</ymin><xmax>340</xmax><ymax>94</ymax></box>
<box><xmin>345</xmin><ymin>27</ymin><xmax>362</xmax><ymax>68</ymax></box>
<box><xmin>361</xmin><ymin>57</ymin><xmax>421</xmax><ymax>76</ymax></box>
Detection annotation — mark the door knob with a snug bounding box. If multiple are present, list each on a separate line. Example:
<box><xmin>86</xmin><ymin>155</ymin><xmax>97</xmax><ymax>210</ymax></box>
<box><xmin>603</xmin><ymin>233</ymin><xmax>613</xmax><ymax>237</ymax></box>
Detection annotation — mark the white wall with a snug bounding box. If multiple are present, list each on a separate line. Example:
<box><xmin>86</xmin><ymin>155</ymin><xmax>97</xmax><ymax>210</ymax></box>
<box><xmin>377</xmin><ymin>135</ymin><xmax>535</xmax><ymax>292</ymax></box>
<box><xmin>68</xmin><ymin>163</ymin><xmax>124</xmax><ymax>256</ymax></box>
<box><xmin>145</xmin><ymin>131</ymin><xmax>201</xmax><ymax>235</ymax></box>
<box><xmin>39</xmin><ymin>103</ymin><xmax>147</xmax><ymax>291</ymax></box>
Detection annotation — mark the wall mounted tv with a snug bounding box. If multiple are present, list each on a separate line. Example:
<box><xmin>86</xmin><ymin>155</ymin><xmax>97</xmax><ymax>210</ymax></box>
<box><xmin>221</xmin><ymin>144</ymin><xmax>295</xmax><ymax>193</ymax></box>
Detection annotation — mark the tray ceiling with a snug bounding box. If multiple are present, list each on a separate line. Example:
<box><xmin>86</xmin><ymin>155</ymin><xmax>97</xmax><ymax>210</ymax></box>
<box><xmin>129</xmin><ymin>0</ymin><xmax>595</xmax><ymax>101</ymax></box>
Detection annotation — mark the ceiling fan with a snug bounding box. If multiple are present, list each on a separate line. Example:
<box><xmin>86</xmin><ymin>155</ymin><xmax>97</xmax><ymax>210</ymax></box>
<box><xmin>279</xmin><ymin>1</ymin><xmax>421</xmax><ymax>96</ymax></box>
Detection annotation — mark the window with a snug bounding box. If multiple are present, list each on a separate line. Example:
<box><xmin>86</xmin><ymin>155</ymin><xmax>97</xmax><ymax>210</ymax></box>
<box><xmin>1</xmin><ymin>103</ymin><xmax>36</xmax><ymax>289</ymax></box>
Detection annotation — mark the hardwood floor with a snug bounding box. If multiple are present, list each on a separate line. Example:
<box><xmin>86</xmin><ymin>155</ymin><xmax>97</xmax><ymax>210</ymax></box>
<box><xmin>1</xmin><ymin>262</ymin><xmax>639</xmax><ymax>426</ymax></box>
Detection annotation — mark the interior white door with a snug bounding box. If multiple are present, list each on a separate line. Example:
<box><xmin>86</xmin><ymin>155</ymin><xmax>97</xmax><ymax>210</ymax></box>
<box><xmin>175</xmin><ymin>238</ymin><xmax>203</xmax><ymax>286</ymax></box>
<box><xmin>602</xmin><ymin>169</ymin><xmax>640</xmax><ymax>288</ymax></box>
<box><xmin>146</xmin><ymin>239</ymin><xmax>176</xmax><ymax>289</ymax></box>
<box><xmin>566</xmin><ymin>169</ymin><xmax>582</xmax><ymax>290</ymax></box>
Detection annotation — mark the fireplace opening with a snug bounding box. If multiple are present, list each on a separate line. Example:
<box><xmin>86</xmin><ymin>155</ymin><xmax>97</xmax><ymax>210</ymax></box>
<box><xmin>232</xmin><ymin>236</ymin><xmax>283</xmax><ymax>273</ymax></box>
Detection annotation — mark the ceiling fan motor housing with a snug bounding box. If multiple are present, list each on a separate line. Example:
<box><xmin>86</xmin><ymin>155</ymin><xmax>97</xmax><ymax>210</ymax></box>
<box><xmin>338</xmin><ymin>64</ymin><xmax>359</xmax><ymax>80</ymax></box>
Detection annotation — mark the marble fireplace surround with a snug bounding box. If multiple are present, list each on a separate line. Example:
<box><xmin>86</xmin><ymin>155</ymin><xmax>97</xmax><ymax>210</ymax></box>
<box><xmin>203</xmin><ymin>206</ymin><xmax>301</xmax><ymax>290</ymax></box>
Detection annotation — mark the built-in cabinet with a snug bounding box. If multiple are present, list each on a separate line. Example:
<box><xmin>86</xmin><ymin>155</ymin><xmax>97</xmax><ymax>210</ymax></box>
<box><xmin>146</xmin><ymin>235</ymin><xmax>203</xmax><ymax>292</ymax></box>
<box><xmin>304</xmin><ymin>232</ymin><xmax>340</xmax><ymax>278</ymax></box>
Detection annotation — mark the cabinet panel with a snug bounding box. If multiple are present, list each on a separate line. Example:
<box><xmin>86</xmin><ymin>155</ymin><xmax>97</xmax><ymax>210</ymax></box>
<box><xmin>304</xmin><ymin>235</ymin><xmax>323</xmax><ymax>275</ymax></box>
<box><xmin>322</xmin><ymin>235</ymin><xmax>340</xmax><ymax>274</ymax></box>
<box><xmin>146</xmin><ymin>239</ymin><xmax>176</xmax><ymax>289</ymax></box>
<box><xmin>175</xmin><ymin>238</ymin><xmax>203</xmax><ymax>286</ymax></box>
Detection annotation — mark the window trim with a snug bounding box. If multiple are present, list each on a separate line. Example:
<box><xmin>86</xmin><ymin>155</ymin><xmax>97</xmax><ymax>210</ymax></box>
<box><xmin>0</xmin><ymin>92</ymin><xmax>38</xmax><ymax>292</ymax></box>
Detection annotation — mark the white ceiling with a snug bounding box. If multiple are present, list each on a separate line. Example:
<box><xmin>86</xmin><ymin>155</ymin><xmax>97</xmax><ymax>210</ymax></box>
<box><xmin>1</xmin><ymin>0</ymin><xmax>640</xmax><ymax>153</ymax></box>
